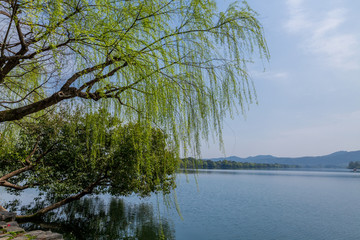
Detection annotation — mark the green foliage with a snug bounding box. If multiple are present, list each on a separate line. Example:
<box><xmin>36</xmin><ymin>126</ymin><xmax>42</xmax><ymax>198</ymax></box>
<box><xmin>0</xmin><ymin>109</ymin><xmax>178</xmax><ymax>203</ymax></box>
<box><xmin>0</xmin><ymin>0</ymin><xmax>269</xmax><ymax>156</ymax></box>
<box><xmin>180</xmin><ymin>158</ymin><xmax>299</xmax><ymax>170</ymax></box>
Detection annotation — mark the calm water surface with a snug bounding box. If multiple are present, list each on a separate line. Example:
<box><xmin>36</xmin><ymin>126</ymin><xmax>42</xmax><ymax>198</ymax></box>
<box><xmin>1</xmin><ymin>169</ymin><xmax>360</xmax><ymax>240</ymax></box>
<box><xmin>170</xmin><ymin>169</ymin><xmax>360</xmax><ymax>240</ymax></box>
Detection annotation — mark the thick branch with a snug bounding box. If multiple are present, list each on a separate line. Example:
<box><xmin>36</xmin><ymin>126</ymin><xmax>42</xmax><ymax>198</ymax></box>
<box><xmin>0</xmin><ymin>89</ymin><xmax>76</xmax><ymax>123</ymax></box>
<box><xmin>0</xmin><ymin>165</ymin><xmax>33</xmax><ymax>190</ymax></box>
<box><xmin>0</xmin><ymin>57</ymin><xmax>127</xmax><ymax>122</ymax></box>
<box><xmin>0</xmin><ymin>44</ymin><xmax>29</xmax><ymax>84</ymax></box>
<box><xmin>16</xmin><ymin>176</ymin><xmax>105</xmax><ymax>220</ymax></box>
<box><xmin>0</xmin><ymin>180</ymin><xmax>30</xmax><ymax>190</ymax></box>
<box><xmin>0</xmin><ymin>165</ymin><xmax>33</xmax><ymax>182</ymax></box>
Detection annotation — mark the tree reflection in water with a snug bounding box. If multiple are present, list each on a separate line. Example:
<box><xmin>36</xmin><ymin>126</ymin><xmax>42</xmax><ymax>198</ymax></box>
<box><xmin>19</xmin><ymin>197</ymin><xmax>175</xmax><ymax>240</ymax></box>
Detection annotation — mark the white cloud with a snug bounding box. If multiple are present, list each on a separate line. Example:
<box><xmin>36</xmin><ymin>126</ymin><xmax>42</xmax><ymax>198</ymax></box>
<box><xmin>285</xmin><ymin>0</ymin><xmax>310</xmax><ymax>33</ymax></box>
<box><xmin>285</xmin><ymin>0</ymin><xmax>360</xmax><ymax>70</ymax></box>
<box><xmin>313</xmin><ymin>9</ymin><xmax>345</xmax><ymax>36</ymax></box>
<box><xmin>250</xmin><ymin>70</ymin><xmax>290</xmax><ymax>87</ymax></box>
<box><xmin>273</xmin><ymin>72</ymin><xmax>289</xmax><ymax>79</ymax></box>
<box><xmin>251</xmin><ymin>70</ymin><xmax>289</xmax><ymax>80</ymax></box>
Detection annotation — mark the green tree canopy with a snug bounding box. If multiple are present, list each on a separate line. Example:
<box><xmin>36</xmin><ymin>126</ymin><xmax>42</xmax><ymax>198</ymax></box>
<box><xmin>0</xmin><ymin>0</ymin><xmax>268</xmax><ymax>155</ymax></box>
<box><xmin>0</xmin><ymin>109</ymin><xmax>177</xmax><ymax>219</ymax></box>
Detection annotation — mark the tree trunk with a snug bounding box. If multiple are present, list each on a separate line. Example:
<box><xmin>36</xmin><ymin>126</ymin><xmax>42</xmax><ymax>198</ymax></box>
<box><xmin>0</xmin><ymin>92</ymin><xmax>64</xmax><ymax>123</ymax></box>
<box><xmin>16</xmin><ymin>176</ymin><xmax>105</xmax><ymax>221</ymax></box>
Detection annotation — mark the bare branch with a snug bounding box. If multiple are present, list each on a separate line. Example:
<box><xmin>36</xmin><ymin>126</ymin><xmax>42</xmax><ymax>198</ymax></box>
<box><xmin>0</xmin><ymin>165</ymin><xmax>33</xmax><ymax>183</ymax></box>
<box><xmin>0</xmin><ymin>9</ymin><xmax>10</xmax><ymax>18</ymax></box>
<box><xmin>78</xmin><ymin>61</ymin><xmax>128</xmax><ymax>92</ymax></box>
<box><xmin>1</xmin><ymin>38</ymin><xmax>76</xmax><ymax>61</ymax></box>
<box><xmin>13</xmin><ymin>6</ymin><xmax>27</xmax><ymax>50</ymax></box>
<box><xmin>0</xmin><ymin>2</ymin><xmax>15</xmax><ymax>57</ymax></box>
<box><xmin>0</xmin><ymin>180</ymin><xmax>30</xmax><ymax>190</ymax></box>
<box><xmin>0</xmin><ymin>79</ymin><xmax>47</xmax><ymax>104</ymax></box>
<box><xmin>33</xmin><ymin>6</ymin><xmax>83</xmax><ymax>44</ymax></box>
<box><xmin>24</xmin><ymin>136</ymin><xmax>40</xmax><ymax>165</ymax></box>
<box><xmin>61</xmin><ymin>56</ymin><xmax>124</xmax><ymax>91</ymax></box>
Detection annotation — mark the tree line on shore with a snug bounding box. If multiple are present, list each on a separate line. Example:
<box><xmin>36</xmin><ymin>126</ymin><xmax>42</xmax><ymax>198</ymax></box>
<box><xmin>179</xmin><ymin>158</ymin><xmax>299</xmax><ymax>170</ymax></box>
<box><xmin>348</xmin><ymin>161</ymin><xmax>360</xmax><ymax>169</ymax></box>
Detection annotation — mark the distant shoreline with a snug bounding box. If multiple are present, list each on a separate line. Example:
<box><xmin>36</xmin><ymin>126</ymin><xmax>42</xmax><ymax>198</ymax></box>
<box><xmin>179</xmin><ymin>158</ymin><xmax>300</xmax><ymax>170</ymax></box>
<box><xmin>190</xmin><ymin>150</ymin><xmax>360</xmax><ymax>168</ymax></box>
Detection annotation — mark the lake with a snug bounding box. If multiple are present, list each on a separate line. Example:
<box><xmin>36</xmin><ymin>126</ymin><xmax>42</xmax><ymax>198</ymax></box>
<box><xmin>1</xmin><ymin>169</ymin><xmax>360</xmax><ymax>239</ymax></box>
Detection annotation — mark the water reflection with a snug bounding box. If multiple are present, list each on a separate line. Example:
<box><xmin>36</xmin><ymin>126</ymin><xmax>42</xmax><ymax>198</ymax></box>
<box><xmin>20</xmin><ymin>197</ymin><xmax>175</xmax><ymax>240</ymax></box>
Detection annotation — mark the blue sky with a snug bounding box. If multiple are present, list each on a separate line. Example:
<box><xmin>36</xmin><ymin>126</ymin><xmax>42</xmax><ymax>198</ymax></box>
<box><xmin>202</xmin><ymin>0</ymin><xmax>360</xmax><ymax>158</ymax></box>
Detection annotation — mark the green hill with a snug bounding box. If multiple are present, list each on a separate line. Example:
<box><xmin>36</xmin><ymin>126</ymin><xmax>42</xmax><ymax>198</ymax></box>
<box><xmin>208</xmin><ymin>150</ymin><xmax>360</xmax><ymax>168</ymax></box>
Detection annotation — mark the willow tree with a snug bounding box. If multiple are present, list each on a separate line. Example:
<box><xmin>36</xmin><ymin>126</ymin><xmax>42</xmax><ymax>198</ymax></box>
<box><xmin>0</xmin><ymin>0</ymin><xmax>268</xmax><ymax>216</ymax></box>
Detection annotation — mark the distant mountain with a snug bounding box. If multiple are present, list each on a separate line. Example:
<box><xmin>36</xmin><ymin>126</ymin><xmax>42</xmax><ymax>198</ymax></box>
<box><xmin>208</xmin><ymin>150</ymin><xmax>360</xmax><ymax>168</ymax></box>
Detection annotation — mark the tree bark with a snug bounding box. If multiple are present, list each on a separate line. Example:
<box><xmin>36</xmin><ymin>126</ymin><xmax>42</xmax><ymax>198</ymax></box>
<box><xmin>0</xmin><ymin>90</ymin><xmax>74</xmax><ymax>123</ymax></box>
<box><xmin>0</xmin><ymin>165</ymin><xmax>33</xmax><ymax>182</ymax></box>
<box><xmin>16</xmin><ymin>176</ymin><xmax>105</xmax><ymax>220</ymax></box>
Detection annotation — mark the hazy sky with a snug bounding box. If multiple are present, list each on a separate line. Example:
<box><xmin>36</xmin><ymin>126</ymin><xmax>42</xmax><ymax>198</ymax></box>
<box><xmin>202</xmin><ymin>0</ymin><xmax>360</xmax><ymax>158</ymax></box>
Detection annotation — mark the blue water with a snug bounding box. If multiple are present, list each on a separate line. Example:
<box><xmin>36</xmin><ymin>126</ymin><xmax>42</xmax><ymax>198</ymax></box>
<box><xmin>2</xmin><ymin>169</ymin><xmax>360</xmax><ymax>240</ymax></box>
<box><xmin>166</xmin><ymin>169</ymin><xmax>360</xmax><ymax>240</ymax></box>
